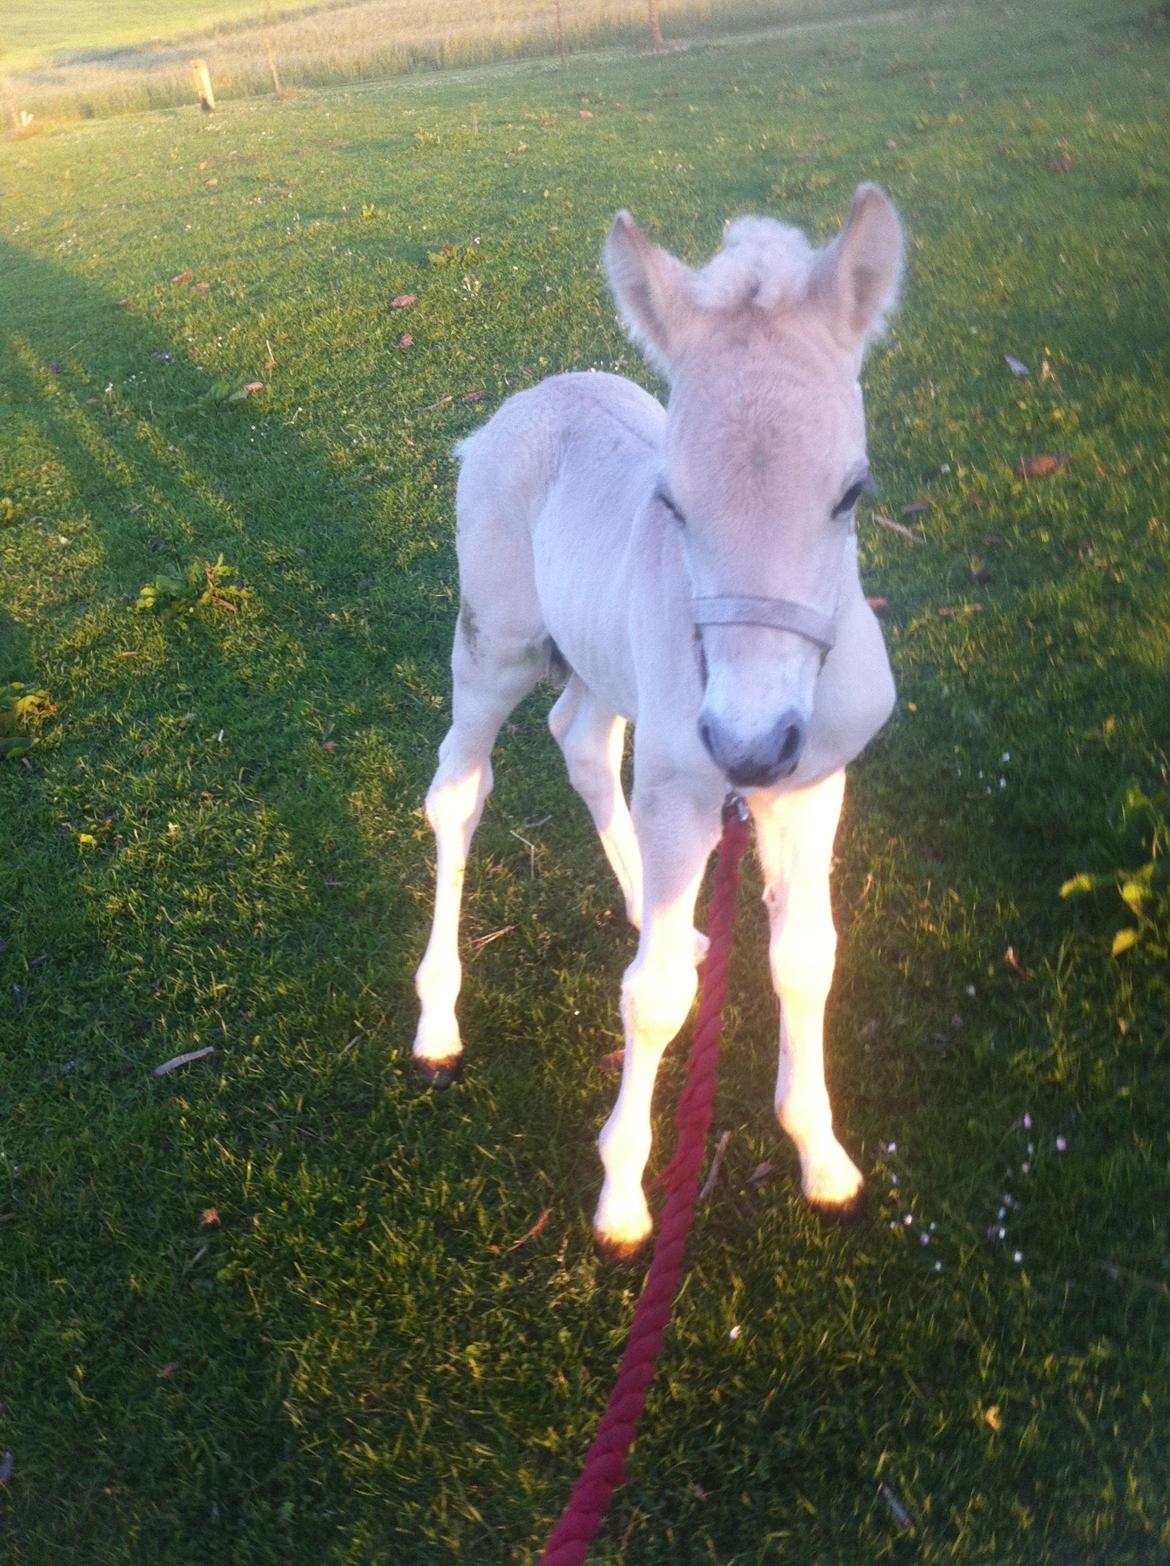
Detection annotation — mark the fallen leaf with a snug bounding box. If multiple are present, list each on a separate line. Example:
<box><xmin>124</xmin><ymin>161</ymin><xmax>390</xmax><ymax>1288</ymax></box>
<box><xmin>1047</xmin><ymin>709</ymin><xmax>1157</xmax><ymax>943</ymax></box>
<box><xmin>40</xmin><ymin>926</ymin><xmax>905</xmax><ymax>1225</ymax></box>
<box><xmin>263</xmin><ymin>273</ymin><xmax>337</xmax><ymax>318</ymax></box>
<box><xmin>747</xmin><ymin>1159</ymin><xmax>776</xmax><ymax>1190</ymax></box>
<box><xmin>397</xmin><ymin>334</ymin><xmax>414</xmax><ymax>349</ymax></box>
<box><xmin>599</xmin><ymin>1048</ymin><xmax>624</xmax><ymax>1072</ymax></box>
<box><xmin>191</xmin><ymin>281</ymin><xmax>210</xmax><ymax>292</ymax></box>
<box><xmin>159</xmin><ymin>1363</ymin><xmax>179</xmax><ymax>1380</ymax></box>
<box><xmin>1005</xmin><ymin>947</ymin><xmax>1034</xmax><ymax>980</ymax></box>
<box><xmin>462</xmin><ymin>389</ymin><xmax>485</xmax><ymax>403</ymax></box>
<box><xmin>171</xmin><ymin>270</ymin><xmax>193</xmax><ymax>285</ymax></box>
<box><xmin>200</xmin><ymin>1207</ymin><xmax>220</xmax><ymax>1226</ymax></box>
<box><xmin>866</xmin><ymin>596</ymin><xmax>889</xmax><ymax>611</ymax></box>
<box><xmin>321</xmin><ymin>739</ymin><xmax>338</xmax><ymax>751</ymax></box>
<box><xmin>242</xmin><ymin>381</ymin><xmax>264</xmax><ymax>394</ymax></box>
<box><xmin>901</xmin><ymin>500</ymin><xmax>931</xmax><ymax>516</ymax></box>
<box><xmin>205</xmin><ymin>178</ymin><xmax>219</xmax><ymax>188</ymax></box>
<box><xmin>153</xmin><ymin>1045</ymin><xmax>215</xmax><ymax>1077</ymax></box>
<box><xmin>1018</xmin><ymin>453</ymin><xmax>1067</xmax><ymax>478</ymax></box>
<box><xmin>578</xmin><ymin>109</ymin><xmax>594</xmax><ymax>119</ymax></box>
<box><xmin>984</xmin><ymin>1405</ymin><xmax>1002</xmax><ymax>1431</ymax></box>
<box><xmin>390</xmin><ymin>293</ymin><xmax>417</xmax><ymax>309</ymax></box>
<box><xmin>1004</xmin><ymin>354</ymin><xmax>1030</xmax><ymax>376</ymax></box>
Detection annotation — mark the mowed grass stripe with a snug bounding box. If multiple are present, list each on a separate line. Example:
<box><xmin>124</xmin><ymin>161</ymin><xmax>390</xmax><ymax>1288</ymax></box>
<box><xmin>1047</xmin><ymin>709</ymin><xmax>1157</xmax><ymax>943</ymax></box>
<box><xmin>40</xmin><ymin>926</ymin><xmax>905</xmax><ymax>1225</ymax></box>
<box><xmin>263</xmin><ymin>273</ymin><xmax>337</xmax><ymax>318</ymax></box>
<box><xmin>2</xmin><ymin>1</ymin><xmax>1169</xmax><ymax>1560</ymax></box>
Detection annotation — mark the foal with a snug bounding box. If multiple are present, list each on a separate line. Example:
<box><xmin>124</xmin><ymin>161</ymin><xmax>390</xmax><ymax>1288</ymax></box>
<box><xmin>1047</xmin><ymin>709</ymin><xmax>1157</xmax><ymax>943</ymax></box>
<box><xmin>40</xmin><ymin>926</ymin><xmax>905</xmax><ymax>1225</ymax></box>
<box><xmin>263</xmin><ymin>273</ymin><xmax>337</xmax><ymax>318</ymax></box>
<box><xmin>414</xmin><ymin>185</ymin><xmax>903</xmax><ymax>1259</ymax></box>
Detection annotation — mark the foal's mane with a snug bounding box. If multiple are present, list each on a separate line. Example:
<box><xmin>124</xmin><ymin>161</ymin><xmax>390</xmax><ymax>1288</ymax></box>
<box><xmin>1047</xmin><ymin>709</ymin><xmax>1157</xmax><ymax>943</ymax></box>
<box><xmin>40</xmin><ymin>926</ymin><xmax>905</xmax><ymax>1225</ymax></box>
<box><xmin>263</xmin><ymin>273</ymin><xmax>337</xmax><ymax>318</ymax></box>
<box><xmin>688</xmin><ymin>218</ymin><xmax>819</xmax><ymax>316</ymax></box>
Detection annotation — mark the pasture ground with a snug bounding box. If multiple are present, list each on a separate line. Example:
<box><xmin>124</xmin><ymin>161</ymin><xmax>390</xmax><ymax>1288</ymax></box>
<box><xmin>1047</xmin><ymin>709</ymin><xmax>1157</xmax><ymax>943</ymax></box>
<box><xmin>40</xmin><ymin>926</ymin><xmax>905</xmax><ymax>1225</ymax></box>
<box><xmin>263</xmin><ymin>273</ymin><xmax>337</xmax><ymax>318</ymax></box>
<box><xmin>3</xmin><ymin>0</ymin><xmax>911</xmax><ymax>125</ymax></box>
<box><xmin>2</xmin><ymin>0</ymin><xmax>1169</xmax><ymax>1560</ymax></box>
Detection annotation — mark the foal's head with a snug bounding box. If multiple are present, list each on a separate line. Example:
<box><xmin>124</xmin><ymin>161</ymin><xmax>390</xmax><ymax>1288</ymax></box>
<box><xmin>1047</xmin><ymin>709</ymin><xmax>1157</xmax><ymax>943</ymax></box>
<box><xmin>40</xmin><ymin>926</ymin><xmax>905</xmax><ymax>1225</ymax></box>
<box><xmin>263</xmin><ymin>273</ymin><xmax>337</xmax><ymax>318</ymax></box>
<box><xmin>606</xmin><ymin>185</ymin><xmax>903</xmax><ymax>789</ymax></box>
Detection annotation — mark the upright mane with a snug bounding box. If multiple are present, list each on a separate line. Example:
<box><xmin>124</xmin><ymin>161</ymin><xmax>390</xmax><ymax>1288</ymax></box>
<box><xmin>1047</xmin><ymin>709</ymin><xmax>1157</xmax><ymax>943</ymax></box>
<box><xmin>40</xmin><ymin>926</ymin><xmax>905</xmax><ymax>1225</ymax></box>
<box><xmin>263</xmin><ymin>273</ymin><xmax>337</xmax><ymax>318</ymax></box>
<box><xmin>688</xmin><ymin>217</ymin><xmax>818</xmax><ymax>315</ymax></box>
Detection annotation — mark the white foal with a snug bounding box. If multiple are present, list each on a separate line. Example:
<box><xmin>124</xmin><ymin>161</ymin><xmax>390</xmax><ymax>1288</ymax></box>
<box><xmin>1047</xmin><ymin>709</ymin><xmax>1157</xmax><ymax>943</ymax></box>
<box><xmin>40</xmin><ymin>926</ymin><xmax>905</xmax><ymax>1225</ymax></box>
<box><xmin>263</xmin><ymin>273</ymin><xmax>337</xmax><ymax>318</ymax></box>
<box><xmin>414</xmin><ymin>184</ymin><xmax>903</xmax><ymax>1259</ymax></box>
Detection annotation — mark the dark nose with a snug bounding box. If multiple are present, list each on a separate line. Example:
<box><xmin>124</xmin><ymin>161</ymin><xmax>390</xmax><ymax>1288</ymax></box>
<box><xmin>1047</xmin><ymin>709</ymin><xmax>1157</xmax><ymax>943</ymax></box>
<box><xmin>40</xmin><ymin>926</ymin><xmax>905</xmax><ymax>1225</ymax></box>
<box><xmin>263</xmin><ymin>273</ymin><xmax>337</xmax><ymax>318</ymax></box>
<box><xmin>699</xmin><ymin>710</ymin><xmax>807</xmax><ymax>788</ymax></box>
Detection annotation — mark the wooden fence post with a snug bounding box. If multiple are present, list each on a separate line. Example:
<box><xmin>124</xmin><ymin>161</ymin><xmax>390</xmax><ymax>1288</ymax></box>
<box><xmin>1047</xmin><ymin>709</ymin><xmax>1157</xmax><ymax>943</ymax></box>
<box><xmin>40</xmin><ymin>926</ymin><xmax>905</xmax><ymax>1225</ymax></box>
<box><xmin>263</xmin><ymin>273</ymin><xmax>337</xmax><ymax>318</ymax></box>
<box><xmin>191</xmin><ymin>58</ymin><xmax>215</xmax><ymax>113</ymax></box>
<box><xmin>0</xmin><ymin>74</ymin><xmax>21</xmax><ymax>132</ymax></box>
<box><xmin>263</xmin><ymin>2</ymin><xmax>285</xmax><ymax>97</ymax></box>
<box><xmin>647</xmin><ymin>0</ymin><xmax>664</xmax><ymax>50</ymax></box>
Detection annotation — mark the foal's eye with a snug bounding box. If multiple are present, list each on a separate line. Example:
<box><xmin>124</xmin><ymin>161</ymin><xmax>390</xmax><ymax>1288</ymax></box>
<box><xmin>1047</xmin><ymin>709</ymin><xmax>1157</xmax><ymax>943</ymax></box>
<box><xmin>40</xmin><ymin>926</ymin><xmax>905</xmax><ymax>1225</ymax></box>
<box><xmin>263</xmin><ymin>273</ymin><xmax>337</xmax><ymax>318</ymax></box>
<box><xmin>832</xmin><ymin>472</ymin><xmax>876</xmax><ymax>519</ymax></box>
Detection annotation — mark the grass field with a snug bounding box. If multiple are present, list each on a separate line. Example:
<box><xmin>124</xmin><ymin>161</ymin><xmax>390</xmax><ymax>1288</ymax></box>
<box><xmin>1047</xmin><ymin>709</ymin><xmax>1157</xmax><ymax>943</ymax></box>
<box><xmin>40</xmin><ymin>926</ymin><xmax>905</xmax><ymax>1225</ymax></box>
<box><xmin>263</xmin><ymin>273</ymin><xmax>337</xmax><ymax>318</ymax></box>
<box><xmin>2</xmin><ymin>0</ymin><xmax>915</xmax><ymax>124</ymax></box>
<box><xmin>2</xmin><ymin>0</ymin><xmax>1170</xmax><ymax>1560</ymax></box>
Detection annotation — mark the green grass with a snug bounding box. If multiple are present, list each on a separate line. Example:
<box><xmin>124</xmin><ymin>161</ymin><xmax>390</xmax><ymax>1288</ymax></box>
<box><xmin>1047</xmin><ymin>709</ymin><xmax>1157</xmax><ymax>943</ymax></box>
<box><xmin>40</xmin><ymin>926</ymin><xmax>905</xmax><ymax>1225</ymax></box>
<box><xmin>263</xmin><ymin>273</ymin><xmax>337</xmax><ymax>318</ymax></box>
<box><xmin>2</xmin><ymin>0</ymin><xmax>1169</xmax><ymax>1560</ymax></box>
<box><xmin>0</xmin><ymin>0</ymin><xmax>321</xmax><ymax>65</ymax></box>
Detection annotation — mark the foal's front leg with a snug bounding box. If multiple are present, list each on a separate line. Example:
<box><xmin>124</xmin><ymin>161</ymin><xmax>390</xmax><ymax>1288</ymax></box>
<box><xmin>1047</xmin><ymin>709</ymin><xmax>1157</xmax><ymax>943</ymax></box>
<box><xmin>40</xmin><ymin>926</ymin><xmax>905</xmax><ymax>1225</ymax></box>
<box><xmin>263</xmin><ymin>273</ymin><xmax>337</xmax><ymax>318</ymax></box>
<box><xmin>751</xmin><ymin>769</ymin><xmax>864</xmax><ymax>1214</ymax></box>
<box><xmin>593</xmin><ymin>777</ymin><xmax>721</xmax><ymax>1260</ymax></box>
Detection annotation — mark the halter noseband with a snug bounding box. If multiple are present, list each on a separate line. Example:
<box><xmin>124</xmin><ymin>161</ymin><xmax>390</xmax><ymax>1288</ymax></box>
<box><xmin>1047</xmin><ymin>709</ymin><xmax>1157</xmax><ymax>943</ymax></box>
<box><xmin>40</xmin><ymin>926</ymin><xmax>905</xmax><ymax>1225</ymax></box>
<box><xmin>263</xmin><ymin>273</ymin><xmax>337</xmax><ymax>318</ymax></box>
<box><xmin>654</xmin><ymin>487</ymin><xmax>845</xmax><ymax>658</ymax></box>
<box><xmin>691</xmin><ymin>595</ymin><xmax>837</xmax><ymax>654</ymax></box>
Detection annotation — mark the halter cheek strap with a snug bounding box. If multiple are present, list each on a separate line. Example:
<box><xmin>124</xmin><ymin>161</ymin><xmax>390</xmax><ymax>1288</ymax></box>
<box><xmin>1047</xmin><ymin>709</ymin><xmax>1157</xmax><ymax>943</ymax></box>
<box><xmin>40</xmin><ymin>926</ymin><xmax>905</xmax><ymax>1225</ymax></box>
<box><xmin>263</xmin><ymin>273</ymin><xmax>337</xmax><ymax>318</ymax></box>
<box><xmin>691</xmin><ymin>594</ymin><xmax>837</xmax><ymax>654</ymax></box>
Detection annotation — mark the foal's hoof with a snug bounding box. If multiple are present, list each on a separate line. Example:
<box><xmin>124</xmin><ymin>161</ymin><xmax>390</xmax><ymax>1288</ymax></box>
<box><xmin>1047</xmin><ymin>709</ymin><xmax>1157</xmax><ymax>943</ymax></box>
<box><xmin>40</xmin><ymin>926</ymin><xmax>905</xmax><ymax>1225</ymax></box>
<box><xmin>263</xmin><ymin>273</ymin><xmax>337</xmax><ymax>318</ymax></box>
<box><xmin>414</xmin><ymin>1053</ymin><xmax>463</xmax><ymax>1090</ymax></box>
<box><xmin>808</xmin><ymin>1186</ymin><xmax>867</xmax><ymax>1226</ymax></box>
<box><xmin>593</xmin><ymin>1230</ymin><xmax>652</xmax><ymax>1268</ymax></box>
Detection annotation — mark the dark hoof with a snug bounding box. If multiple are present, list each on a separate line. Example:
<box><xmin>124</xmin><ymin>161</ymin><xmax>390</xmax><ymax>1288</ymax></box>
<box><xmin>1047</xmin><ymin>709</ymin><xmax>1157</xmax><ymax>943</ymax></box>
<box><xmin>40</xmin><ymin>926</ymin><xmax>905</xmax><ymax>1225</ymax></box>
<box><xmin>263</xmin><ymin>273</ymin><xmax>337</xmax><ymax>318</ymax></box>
<box><xmin>593</xmin><ymin>1231</ymin><xmax>652</xmax><ymax>1268</ymax></box>
<box><xmin>809</xmin><ymin>1187</ymin><xmax>867</xmax><ymax>1226</ymax></box>
<box><xmin>414</xmin><ymin>1053</ymin><xmax>463</xmax><ymax>1090</ymax></box>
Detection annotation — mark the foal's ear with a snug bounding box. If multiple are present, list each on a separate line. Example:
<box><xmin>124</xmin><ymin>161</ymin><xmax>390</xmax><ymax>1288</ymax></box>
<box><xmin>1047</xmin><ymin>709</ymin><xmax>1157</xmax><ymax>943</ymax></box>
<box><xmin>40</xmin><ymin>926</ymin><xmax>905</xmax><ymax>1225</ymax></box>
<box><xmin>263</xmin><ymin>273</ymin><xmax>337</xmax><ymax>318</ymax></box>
<box><xmin>813</xmin><ymin>183</ymin><xmax>904</xmax><ymax>355</ymax></box>
<box><xmin>605</xmin><ymin>211</ymin><xmax>696</xmax><ymax>378</ymax></box>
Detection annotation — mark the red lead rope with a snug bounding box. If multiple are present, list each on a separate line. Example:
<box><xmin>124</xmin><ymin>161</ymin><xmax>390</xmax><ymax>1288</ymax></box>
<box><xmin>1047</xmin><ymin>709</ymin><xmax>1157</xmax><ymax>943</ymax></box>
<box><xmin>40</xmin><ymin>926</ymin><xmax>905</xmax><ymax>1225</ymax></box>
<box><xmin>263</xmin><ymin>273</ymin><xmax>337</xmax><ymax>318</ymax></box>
<box><xmin>538</xmin><ymin>797</ymin><xmax>751</xmax><ymax>1566</ymax></box>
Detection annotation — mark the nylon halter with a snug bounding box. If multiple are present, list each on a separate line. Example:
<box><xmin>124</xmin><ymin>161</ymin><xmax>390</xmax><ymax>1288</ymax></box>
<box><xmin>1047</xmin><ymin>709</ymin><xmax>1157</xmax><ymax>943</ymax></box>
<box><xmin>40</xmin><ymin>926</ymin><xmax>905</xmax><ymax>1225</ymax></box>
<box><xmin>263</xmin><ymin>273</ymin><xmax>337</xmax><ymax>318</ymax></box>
<box><xmin>654</xmin><ymin>487</ymin><xmax>848</xmax><ymax>658</ymax></box>
<box><xmin>691</xmin><ymin>593</ymin><xmax>837</xmax><ymax>654</ymax></box>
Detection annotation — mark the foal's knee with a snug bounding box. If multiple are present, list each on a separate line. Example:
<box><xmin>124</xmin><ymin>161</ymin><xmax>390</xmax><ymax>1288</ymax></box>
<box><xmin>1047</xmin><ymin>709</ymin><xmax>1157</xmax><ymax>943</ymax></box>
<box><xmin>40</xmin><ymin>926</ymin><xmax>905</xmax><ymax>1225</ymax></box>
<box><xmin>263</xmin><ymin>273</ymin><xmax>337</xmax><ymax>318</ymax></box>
<box><xmin>767</xmin><ymin>916</ymin><xmax>837</xmax><ymax>1001</ymax></box>
<box><xmin>621</xmin><ymin>951</ymin><xmax>699</xmax><ymax>1049</ymax></box>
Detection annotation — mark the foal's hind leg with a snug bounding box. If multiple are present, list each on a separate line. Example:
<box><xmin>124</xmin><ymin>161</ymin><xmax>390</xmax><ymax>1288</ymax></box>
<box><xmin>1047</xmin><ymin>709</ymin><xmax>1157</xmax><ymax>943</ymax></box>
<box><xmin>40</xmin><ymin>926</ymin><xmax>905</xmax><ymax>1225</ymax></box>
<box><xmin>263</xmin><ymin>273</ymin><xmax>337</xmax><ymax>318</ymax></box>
<box><xmin>751</xmin><ymin>769</ymin><xmax>864</xmax><ymax>1215</ymax></box>
<box><xmin>548</xmin><ymin>677</ymin><xmax>643</xmax><ymax>927</ymax></box>
<box><xmin>413</xmin><ymin>625</ymin><xmax>541</xmax><ymax>1085</ymax></box>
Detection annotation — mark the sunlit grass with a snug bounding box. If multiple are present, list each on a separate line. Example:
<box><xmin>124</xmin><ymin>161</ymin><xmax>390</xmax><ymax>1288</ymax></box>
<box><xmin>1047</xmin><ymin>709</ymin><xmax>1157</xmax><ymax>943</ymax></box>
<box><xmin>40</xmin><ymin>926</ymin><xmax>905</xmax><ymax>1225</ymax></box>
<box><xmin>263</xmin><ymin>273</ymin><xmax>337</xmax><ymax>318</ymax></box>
<box><xmin>1</xmin><ymin>0</ymin><xmax>1169</xmax><ymax>1559</ymax></box>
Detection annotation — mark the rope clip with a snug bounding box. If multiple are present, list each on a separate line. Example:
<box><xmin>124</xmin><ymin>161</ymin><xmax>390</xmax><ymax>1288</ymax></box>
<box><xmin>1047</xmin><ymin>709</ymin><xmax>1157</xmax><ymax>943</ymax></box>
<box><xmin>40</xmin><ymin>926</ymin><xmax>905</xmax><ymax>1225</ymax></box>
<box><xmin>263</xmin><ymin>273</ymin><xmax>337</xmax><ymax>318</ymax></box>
<box><xmin>722</xmin><ymin>790</ymin><xmax>749</xmax><ymax>825</ymax></box>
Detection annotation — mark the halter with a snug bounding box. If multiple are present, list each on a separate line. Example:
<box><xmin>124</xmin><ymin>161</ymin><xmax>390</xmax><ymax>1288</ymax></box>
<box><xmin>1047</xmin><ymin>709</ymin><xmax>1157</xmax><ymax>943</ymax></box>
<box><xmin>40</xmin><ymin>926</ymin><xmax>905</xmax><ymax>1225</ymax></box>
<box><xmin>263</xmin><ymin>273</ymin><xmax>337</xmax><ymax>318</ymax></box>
<box><xmin>654</xmin><ymin>488</ymin><xmax>845</xmax><ymax>657</ymax></box>
<box><xmin>691</xmin><ymin>594</ymin><xmax>837</xmax><ymax>654</ymax></box>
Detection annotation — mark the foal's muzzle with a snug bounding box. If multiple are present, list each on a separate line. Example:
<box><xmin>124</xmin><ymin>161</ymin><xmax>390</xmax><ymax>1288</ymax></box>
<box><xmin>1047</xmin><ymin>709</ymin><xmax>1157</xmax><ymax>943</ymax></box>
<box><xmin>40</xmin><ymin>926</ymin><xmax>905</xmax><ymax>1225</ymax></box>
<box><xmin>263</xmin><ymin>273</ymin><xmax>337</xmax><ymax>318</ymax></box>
<box><xmin>691</xmin><ymin>592</ymin><xmax>832</xmax><ymax>787</ymax></box>
<box><xmin>699</xmin><ymin>709</ymin><xmax>807</xmax><ymax>789</ymax></box>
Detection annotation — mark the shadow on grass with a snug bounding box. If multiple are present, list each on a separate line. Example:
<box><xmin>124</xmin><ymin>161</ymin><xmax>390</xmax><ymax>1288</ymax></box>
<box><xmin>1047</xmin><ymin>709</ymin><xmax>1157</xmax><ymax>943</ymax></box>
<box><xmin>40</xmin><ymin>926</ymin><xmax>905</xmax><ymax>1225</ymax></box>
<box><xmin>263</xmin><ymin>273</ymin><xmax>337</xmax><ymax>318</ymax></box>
<box><xmin>0</xmin><ymin>235</ymin><xmax>547</xmax><ymax>1555</ymax></box>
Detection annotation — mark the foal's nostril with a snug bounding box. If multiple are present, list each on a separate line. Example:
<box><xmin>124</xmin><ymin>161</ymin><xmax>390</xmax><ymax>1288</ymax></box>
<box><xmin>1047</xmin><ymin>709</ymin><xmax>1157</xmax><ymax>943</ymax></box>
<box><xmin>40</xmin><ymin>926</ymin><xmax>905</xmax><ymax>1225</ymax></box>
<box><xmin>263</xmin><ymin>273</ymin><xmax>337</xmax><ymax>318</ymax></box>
<box><xmin>698</xmin><ymin>717</ymin><xmax>717</xmax><ymax>765</ymax></box>
<box><xmin>771</xmin><ymin>710</ymin><xmax>807</xmax><ymax>778</ymax></box>
<box><xmin>777</xmin><ymin>720</ymin><xmax>805</xmax><ymax>766</ymax></box>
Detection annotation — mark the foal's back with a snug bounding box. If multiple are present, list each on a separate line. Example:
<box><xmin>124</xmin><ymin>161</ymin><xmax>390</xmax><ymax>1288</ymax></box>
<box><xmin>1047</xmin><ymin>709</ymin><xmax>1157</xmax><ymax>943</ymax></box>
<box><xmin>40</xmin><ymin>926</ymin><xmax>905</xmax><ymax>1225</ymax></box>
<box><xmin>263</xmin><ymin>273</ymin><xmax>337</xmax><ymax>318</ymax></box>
<box><xmin>453</xmin><ymin>370</ymin><xmax>670</xmax><ymax>714</ymax></box>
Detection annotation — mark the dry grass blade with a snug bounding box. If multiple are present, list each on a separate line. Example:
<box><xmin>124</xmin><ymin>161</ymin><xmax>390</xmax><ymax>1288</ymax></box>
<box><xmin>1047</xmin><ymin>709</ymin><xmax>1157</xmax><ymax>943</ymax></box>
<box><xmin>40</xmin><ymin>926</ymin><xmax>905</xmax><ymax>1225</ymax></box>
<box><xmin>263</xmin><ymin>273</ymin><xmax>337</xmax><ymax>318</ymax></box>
<box><xmin>698</xmin><ymin>1129</ymin><xmax>732</xmax><ymax>1202</ymax></box>
<box><xmin>153</xmin><ymin>1045</ymin><xmax>215</xmax><ymax>1076</ymax></box>
<box><xmin>873</xmin><ymin>512</ymin><xmax>925</xmax><ymax>544</ymax></box>
<box><xmin>880</xmin><ymin>1484</ymin><xmax>914</xmax><ymax>1532</ymax></box>
<box><xmin>470</xmin><ymin>924</ymin><xmax>514</xmax><ymax>954</ymax></box>
<box><xmin>507</xmin><ymin>1207</ymin><xmax>551</xmax><ymax>1251</ymax></box>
